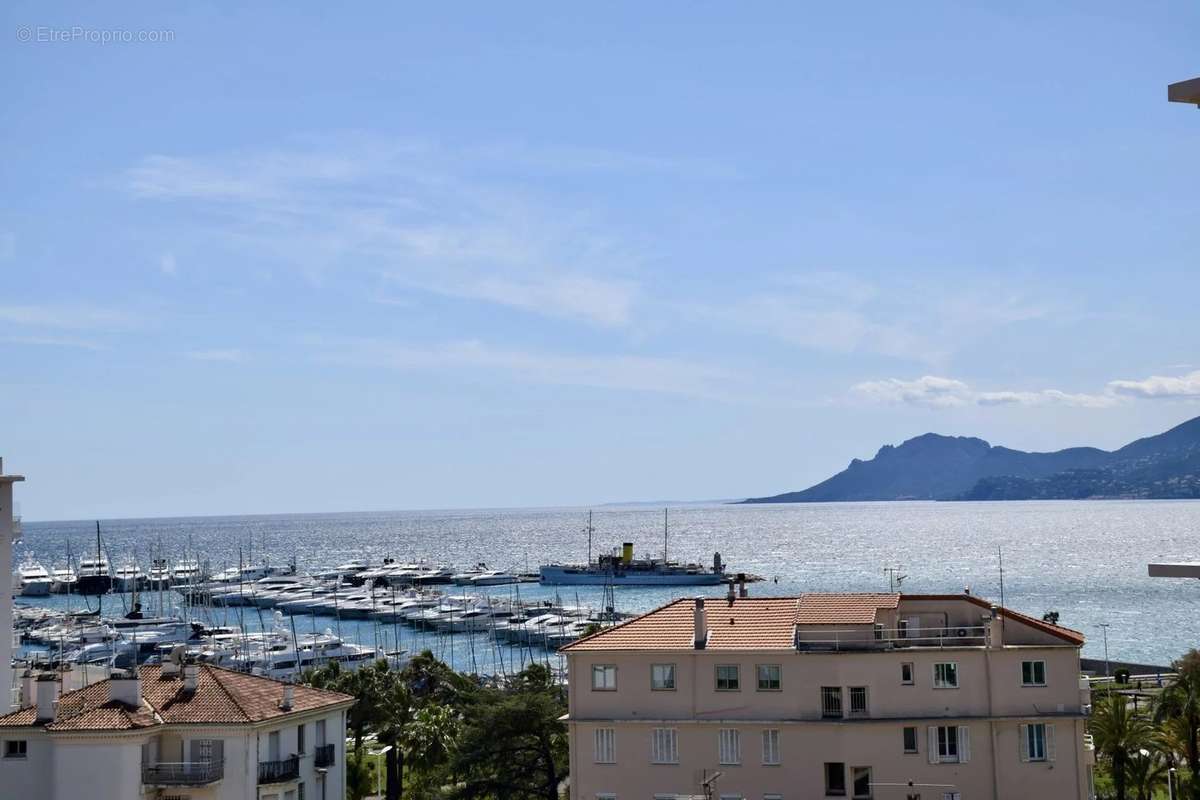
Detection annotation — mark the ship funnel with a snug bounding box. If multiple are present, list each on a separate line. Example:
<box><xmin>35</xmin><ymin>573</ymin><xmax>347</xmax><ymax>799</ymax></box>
<box><xmin>713</xmin><ymin>552</ymin><xmax>723</xmax><ymax>574</ymax></box>
<box><xmin>693</xmin><ymin>598</ymin><xmax>707</xmax><ymax>649</ymax></box>
<box><xmin>622</xmin><ymin>543</ymin><xmax>633</xmax><ymax>565</ymax></box>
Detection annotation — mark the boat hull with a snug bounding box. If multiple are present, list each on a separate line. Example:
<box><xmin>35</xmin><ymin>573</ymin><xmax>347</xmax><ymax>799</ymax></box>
<box><xmin>538</xmin><ymin>566</ymin><xmax>724</xmax><ymax>586</ymax></box>
<box><xmin>75</xmin><ymin>575</ymin><xmax>114</xmax><ymax>595</ymax></box>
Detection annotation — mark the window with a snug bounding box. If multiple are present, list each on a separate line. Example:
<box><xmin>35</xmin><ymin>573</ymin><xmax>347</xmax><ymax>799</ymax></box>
<box><xmin>1022</xmin><ymin>660</ymin><xmax>1047</xmax><ymax>687</ymax></box>
<box><xmin>597</xmin><ymin>794</ymin><xmax>617</xmax><ymax>800</ymax></box>
<box><xmin>594</xmin><ymin>728</ymin><xmax>616</xmax><ymax>764</ymax></box>
<box><xmin>268</xmin><ymin>730</ymin><xmax>281</xmax><ymax>761</ymax></box>
<box><xmin>298</xmin><ymin>783</ymin><xmax>306</xmax><ymax>800</ymax></box>
<box><xmin>903</xmin><ymin>726</ymin><xmax>919</xmax><ymax>754</ymax></box>
<box><xmin>297</xmin><ymin>723</ymin><xmax>306</xmax><ymax>754</ymax></box>
<box><xmin>651</xmin><ymin>663</ymin><xmax>676</xmax><ymax>691</ymax></box>
<box><xmin>944</xmin><ymin>794</ymin><xmax>961</xmax><ymax>800</ymax></box>
<box><xmin>933</xmin><ymin>662</ymin><xmax>959</xmax><ymax>689</ymax></box>
<box><xmin>762</xmin><ymin>729</ymin><xmax>780</xmax><ymax>765</ymax></box>
<box><xmin>764</xmin><ymin>796</ymin><xmax>783</xmax><ymax>800</ymax></box>
<box><xmin>315</xmin><ymin>719</ymin><xmax>327</xmax><ymax>747</ymax></box>
<box><xmin>716</xmin><ymin>664</ymin><xmax>740</xmax><ymax>691</ymax></box>
<box><xmin>651</xmin><ymin>728</ymin><xmax>678</xmax><ymax>764</ymax></box>
<box><xmin>824</xmin><ymin>762</ymin><xmax>846</xmax><ymax>796</ymax></box>
<box><xmin>929</xmin><ymin>726</ymin><xmax>970</xmax><ymax>764</ymax></box>
<box><xmin>1021</xmin><ymin>723</ymin><xmax>1054</xmax><ymax>762</ymax></box>
<box><xmin>852</xmin><ymin>766</ymin><xmax>872</xmax><ymax>799</ymax></box>
<box><xmin>757</xmin><ymin>664</ymin><xmax>782</xmax><ymax>691</ymax></box>
<box><xmin>592</xmin><ymin>664</ymin><xmax>617</xmax><ymax>691</ymax></box>
<box><xmin>3</xmin><ymin>739</ymin><xmax>27</xmax><ymax>759</ymax></box>
<box><xmin>718</xmin><ymin>728</ymin><xmax>741</xmax><ymax>765</ymax></box>
<box><xmin>821</xmin><ymin>686</ymin><xmax>843</xmax><ymax>718</ymax></box>
<box><xmin>848</xmin><ymin>687</ymin><xmax>868</xmax><ymax>717</ymax></box>
<box><xmin>901</xmin><ymin>662</ymin><xmax>914</xmax><ymax>685</ymax></box>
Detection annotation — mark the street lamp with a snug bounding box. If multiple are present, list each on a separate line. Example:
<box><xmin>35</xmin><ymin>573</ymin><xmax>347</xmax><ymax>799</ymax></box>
<box><xmin>1099</xmin><ymin>623</ymin><xmax>1113</xmax><ymax>681</ymax></box>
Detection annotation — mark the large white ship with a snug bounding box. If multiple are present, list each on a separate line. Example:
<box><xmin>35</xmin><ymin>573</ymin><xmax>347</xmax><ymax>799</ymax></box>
<box><xmin>539</xmin><ymin>510</ymin><xmax>727</xmax><ymax>586</ymax></box>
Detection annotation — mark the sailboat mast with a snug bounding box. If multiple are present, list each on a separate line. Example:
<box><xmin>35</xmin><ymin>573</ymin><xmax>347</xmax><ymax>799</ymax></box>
<box><xmin>586</xmin><ymin>511</ymin><xmax>593</xmax><ymax>566</ymax></box>
<box><xmin>95</xmin><ymin>520</ymin><xmax>102</xmax><ymax>618</ymax></box>
<box><xmin>663</xmin><ymin>507</ymin><xmax>668</xmax><ymax>564</ymax></box>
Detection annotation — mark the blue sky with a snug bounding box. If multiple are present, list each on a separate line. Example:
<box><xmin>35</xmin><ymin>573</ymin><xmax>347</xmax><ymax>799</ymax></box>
<box><xmin>3</xmin><ymin>2</ymin><xmax>1199</xmax><ymax>519</ymax></box>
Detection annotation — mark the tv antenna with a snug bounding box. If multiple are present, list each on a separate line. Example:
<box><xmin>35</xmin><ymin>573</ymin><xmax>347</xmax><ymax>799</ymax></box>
<box><xmin>884</xmin><ymin>566</ymin><xmax>907</xmax><ymax>592</ymax></box>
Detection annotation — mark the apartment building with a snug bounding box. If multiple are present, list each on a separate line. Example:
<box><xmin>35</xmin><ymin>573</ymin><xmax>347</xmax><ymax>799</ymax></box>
<box><xmin>0</xmin><ymin>661</ymin><xmax>353</xmax><ymax>800</ymax></box>
<box><xmin>563</xmin><ymin>591</ymin><xmax>1094</xmax><ymax>800</ymax></box>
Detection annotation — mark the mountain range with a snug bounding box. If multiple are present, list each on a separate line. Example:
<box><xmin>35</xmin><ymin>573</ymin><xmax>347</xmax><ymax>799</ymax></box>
<box><xmin>740</xmin><ymin>415</ymin><xmax>1200</xmax><ymax>503</ymax></box>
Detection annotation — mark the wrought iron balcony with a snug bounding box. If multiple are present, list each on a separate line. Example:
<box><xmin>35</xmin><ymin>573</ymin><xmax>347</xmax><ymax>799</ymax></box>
<box><xmin>258</xmin><ymin>754</ymin><xmax>300</xmax><ymax>784</ymax></box>
<box><xmin>142</xmin><ymin>760</ymin><xmax>224</xmax><ymax>786</ymax></box>
<box><xmin>314</xmin><ymin>743</ymin><xmax>335</xmax><ymax>768</ymax></box>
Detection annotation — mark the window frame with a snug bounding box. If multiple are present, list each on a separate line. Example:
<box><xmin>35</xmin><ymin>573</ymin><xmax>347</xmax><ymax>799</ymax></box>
<box><xmin>1025</xmin><ymin>722</ymin><xmax>1048</xmax><ymax>762</ymax></box>
<box><xmin>650</xmin><ymin>727</ymin><xmax>679</xmax><ymax>764</ymax></box>
<box><xmin>761</xmin><ymin>729</ymin><xmax>781</xmax><ymax>766</ymax></box>
<box><xmin>1021</xmin><ymin>660</ymin><xmax>1047</xmax><ymax>687</ymax></box>
<box><xmin>592</xmin><ymin>664</ymin><xmax>618</xmax><ymax>692</ymax></box>
<box><xmin>593</xmin><ymin>727</ymin><xmax>616</xmax><ymax>764</ymax></box>
<box><xmin>903</xmin><ymin>726</ymin><xmax>919</xmax><ymax>754</ymax></box>
<box><xmin>821</xmin><ymin>686</ymin><xmax>844</xmax><ymax>719</ymax></box>
<box><xmin>3</xmin><ymin>739</ymin><xmax>28</xmax><ymax>759</ymax></box>
<box><xmin>651</xmin><ymin>663</ymin><xmax>677</xmax><ymax>691</ymax></box>
<box><xmin>824</xmin><ymin>761</ymin><xmax>847</xmax><ymax>797</ymax></box>
<box><xmin>901</xmin><ymin>662</ymin><xmax>914</xmax><ymax>685</ymax></box>
<box><xmin>936</xmin><ymin>725</ymin><xmax>959</xmax><ymax>763</ymax></box>
<box><xmin>756</xmin><ymin>663</ymin><xmax>782</xmax><ymax>692</ymax></box>
<box><xmin>718</xmin><ymin>728</ymin><xmax>741</xmax><ymax>765</ymax></box>
<box><xmin>848</xmin><ymin>686</ymin><xmax>869</xmax><ymax>717</ymax></box>
<box><xmin>852</xmin><ymin>765</ymin><xmax>873</xmax><ymax>799</ymax></box>
<box><xmin>933</xmin><ymin>661</ymin><xmax>959</xmax><ymax>689</ymax></box>
<box><xmin>715</xmin><ymin>664</ymin><xmax>741</xmax><ymax>692</ymax></box>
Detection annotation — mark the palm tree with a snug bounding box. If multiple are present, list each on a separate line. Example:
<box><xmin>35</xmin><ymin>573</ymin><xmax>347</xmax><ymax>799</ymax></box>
<box><xmin>1093</xmin><ymin>691</ymin><xmax>1157</xmax><ymax>800</ymax></box>
<box><xmin>1157</xmin><ymin>650</ymin><xmax>1200</xmax><ymax>799</ymax></box>
<box><xmin>1126</xmin><ymin>742</ymin><xmax>1170</xmax><ymax>800</ymax></box>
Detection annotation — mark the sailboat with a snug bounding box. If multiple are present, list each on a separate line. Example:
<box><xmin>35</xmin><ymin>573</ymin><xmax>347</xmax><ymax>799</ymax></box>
<box><xmin>75</xmin><ymin>522</ymin><xmax>114</xmax><ymax>595</ymax></box>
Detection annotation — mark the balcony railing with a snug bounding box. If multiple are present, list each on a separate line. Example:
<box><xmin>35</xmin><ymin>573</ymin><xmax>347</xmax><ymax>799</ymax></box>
<box><xmin>796</xmin><ymin>625</ymin><xmax>990</xmax><ymax>652</ymax></box>
<box><xmin>142</xmin><ymin>760</ymin><xmax>225</xmax><ymax>786</ymax></box>
<box><xmin>314</xmin><ymin>743</ymin><xmax>335</xmax><ymax>768</ymax></box>
<box><xmin>258</xmin><ymin>755</ymin><xmax>300</xmax><ymax>784</ymax></box>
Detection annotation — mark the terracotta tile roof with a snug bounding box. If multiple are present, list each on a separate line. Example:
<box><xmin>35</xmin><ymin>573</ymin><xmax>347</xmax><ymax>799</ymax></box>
<box><xmin>0</xmin><ymin>664</ymin><xmax>353</xmax><ymax>731</ymax></box>
<box><xmin>795</xmin><ymin>593</ymin><xmax>900</xmax><ymax>625</ymax></box>
<box><xmin>562</xmin><ymin>597</ymin><xmax>800</xmax><ymax>651</ymax></box>
<box><xmin>562</xmin><ymin>592</ymin><xmax>1084</xmax><ymax>651</ymax></box>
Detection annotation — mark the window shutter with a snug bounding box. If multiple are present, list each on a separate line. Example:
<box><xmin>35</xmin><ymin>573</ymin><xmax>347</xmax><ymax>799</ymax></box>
<box><xmin>928</xmin><ymin>727</ymin><xmax>939</xmax><ymax>765</ymax></box>
<box><xmin>1018</xmin><ymin>724</ymin><xmax>1029</xmax><ymax>762</ymax></box>
<box><xmin>1047</xmin><ymin>724</ymin><xmax>1056</xmax><ymax>762</ymax></box>
<box><xmin>958</xmin><ymin>726</ymin><xmax>971</xmax><ymax>764</ymax></box>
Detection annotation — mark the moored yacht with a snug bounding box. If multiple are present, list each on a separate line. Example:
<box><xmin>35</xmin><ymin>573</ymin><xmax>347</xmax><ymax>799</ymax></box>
<box><xmin>112</xmin><ymin>562</ymin><xmax>146</xmax><ymax>592</ymax></box>
<box><xmin>17</xmin><ymin>557</ymin><xmax>53</xmax><ymax>596</ymax></box>
<box><xmin>50</xmin><ymin>565</ymin><xmax>78</xmax><ymax>594</ymax></box>
<box><xmin>171</xmin><ymin>558</ymin><xmax>202</xmax><ymax>584</ymax></box>
<box><xmin>75</xmin><ymin>555</ymin><xmax>113</xmax><ymax>595</ymax></box>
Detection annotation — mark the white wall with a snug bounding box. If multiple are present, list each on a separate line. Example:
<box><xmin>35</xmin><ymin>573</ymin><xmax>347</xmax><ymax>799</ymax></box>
<box><xmin>1</xmin><ymin>475</ymin><xmax>17</xmax><ymax>714</ymax></box>
<box><xmin>0</xmin><ymin>732</ymin><xmax>51</xmax><ymax>799</ymax></box>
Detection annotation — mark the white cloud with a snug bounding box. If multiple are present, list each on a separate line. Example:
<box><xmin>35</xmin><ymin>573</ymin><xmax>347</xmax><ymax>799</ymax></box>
<box><xmin>186</xmin><ymin>348</ymin><xmax>246</xmax><ymax>363</ymax></box>
<box><xmin>122</xmin><ymin>139</ymin><xmax>664</xmax><ymax>328</ymax></box>
<box><xmin>1108</xmin><ymin>370</ymin><xmax>1200</xmax><ymax>399</ymax></box>
<box><xmin>0</xmin><ymin>335</ymin><xmax>105</xmax><ymax>351</ymax></box>
<box><xmin>853</xmin><ymin>375</ymin><xmax>1118</xmax><ymax>409</ymax></box>
<box><xmin>0</xmin><ymin>304</ymin><xmax>135</xmax><ymax>330</ymax></box>
<box><xmin>317</xmin><ymin>337</ymin><xmax>759</xmax><ymax>404</ymax></box>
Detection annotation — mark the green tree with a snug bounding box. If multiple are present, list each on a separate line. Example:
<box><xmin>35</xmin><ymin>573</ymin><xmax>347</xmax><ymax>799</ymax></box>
<box><xmin>345</xmin><ymin>747</ymin><xmax>377</xmax><ymax>800</ymax></box>
<box><xmin>1093</xmin><ymin>692</ymin><xmax>1157</xmax><ymax>800</ymax></box>
<box><xmin>1157</xmin><ymin>650</ymin><xmax>1200</xmax><ymax>799</ymax></box>
<box><xmin>451</xmin><ymin>663</ymin><xmax>567</xmax><ymax>800</ymax></box>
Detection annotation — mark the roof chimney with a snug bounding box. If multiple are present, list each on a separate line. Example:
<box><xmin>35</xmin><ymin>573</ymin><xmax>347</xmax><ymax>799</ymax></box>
<box><xmin>693</xmin><ymin>597</ymin><xmax>708</xmax><ymax>649</ymax></box>
<box><xmin>20</xmin><ymin>670</ymin><xmax>36</xmax><ymax>710</ymax></box>
<box><xmin>183</xmin><ymin>661</ymin><xmax>200</xmax><ymax>692</ymax></box>
<box><xmin>726</xmin><ymin>579</ymin><xmax>736</xmax><ymax>605</ymax></box>
<box><xmin>737</xmin><ymin>573</ymin><xmax>748</xmax><ymax>598</ymax></box>
<box><xmin>35</xmin><ymin>674</ymin><xmax>60</xmax><ymax>722</ymax></box>
<box><xmin>280</xmin><ymin>684</ymin><xmax>294</xmax><ymax>711</ymax></box>
<box><xmin>108</xmin><ymin>669</ymin><xmax>142</xmax><ymax>708</ymax></box>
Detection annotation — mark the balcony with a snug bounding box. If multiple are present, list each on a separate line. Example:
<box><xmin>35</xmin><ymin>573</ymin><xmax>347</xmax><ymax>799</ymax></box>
<box><xmin>795</xmin><ymin>625</ymin><xmax>989</xmax><ymax>652</ymax></box>
<box><xmin>142</xmin><ymin>760</ymin><xmax>224</xmax><ymax>786</ymax></box>
<box><xmin>258</xmin><ymin>755</ymin><xmax>300</xmax><ymax>784</ymax></box>
<box><xmin>314</xmin><ymin>743</ymin><xmax>335</xmax><ymax>768</ymax></box>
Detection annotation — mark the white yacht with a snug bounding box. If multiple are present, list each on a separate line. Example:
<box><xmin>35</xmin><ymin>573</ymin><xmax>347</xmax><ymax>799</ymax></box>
<box><xmin>171</xmin><ymin>558</ymin><xmax>202</xmax><ymax>584</ymax></box>
<box><xmin>470</xmin><ymin>569</ymin><xmax>517</xmax><ymax>586</ymax></box>
<box><xmin>50</xmin><ymin>565</ymin><xmax>78</xmax><ymax>594</ymax></box>
<box><xmin>112</xmin><ymin>563</ymin><xmax>146</xmax><ymax>592</ymax></box>
<box><xmin>17</xmin><ymin>558</ymin><xmax>53</xmax><ymax>597</ymax></box>
<box><xmin>209</xmin><ymin>562</ymin><xmax>294</xmax><ymax>585</ymax></box>
<box><xmin>145</xmin><ymin>558</ymin><xmax>173</xmax><ymax>588</ymax></box>
<box><xmin>75</xmin><ymin>556</ymin><xmax>113</xmax><ymax>595</ymax></box>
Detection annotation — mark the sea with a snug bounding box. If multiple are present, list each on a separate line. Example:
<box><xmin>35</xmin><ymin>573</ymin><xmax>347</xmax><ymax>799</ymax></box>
<box><xmin>15</xmin><ymin>500</ymin><xmax>1200</xmax><ymax>673</ymax></box>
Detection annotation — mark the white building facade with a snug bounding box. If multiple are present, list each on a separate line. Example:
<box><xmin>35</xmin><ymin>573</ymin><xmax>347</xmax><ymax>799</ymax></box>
<box><xmin>0</xmin><ymin>662</ymin><xmax>353</xmax><ymax>800</ymax></box>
